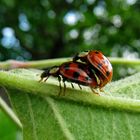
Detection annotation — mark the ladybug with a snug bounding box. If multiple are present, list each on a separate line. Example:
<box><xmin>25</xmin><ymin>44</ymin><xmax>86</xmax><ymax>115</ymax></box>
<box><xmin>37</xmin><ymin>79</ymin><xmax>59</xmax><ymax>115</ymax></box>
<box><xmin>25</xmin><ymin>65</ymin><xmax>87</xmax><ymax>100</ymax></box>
<box><xmin>73</xmin><ymin>50</ymin><xmax>113</xmax><ymax>83</ymax></box>
<box><xmin>39</xmin><ymin>61</ymin><xmax>104</xmax><ymax>95</ymax></box>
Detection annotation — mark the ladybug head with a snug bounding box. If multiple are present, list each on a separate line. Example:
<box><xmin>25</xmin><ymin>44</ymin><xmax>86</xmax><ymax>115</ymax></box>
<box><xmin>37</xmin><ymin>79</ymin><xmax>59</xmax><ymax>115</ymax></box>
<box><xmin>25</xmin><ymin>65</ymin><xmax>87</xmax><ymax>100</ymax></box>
<box><xmin>41</xmin><ymin>66</ymin><xmax>59</xmax><ymax>79</ymax></box>
<box><xmin>73</xmin><ymin>51</ymin><xmax>89</xmax><ymax>62</ymax></box>
<box><xmin>78</xmin><ymin>51</ymin><xmax>89</xmax><ymax>58</ymax></box>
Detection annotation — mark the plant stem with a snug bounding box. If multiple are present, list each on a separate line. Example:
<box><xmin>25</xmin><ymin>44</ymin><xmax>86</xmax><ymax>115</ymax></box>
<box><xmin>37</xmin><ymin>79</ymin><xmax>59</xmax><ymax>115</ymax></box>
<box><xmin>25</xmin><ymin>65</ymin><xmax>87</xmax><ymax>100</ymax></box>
<box><xmin>110</xmin><ymin>57</ymin><xmax>140</xmax><ymax>66</ymax></box>
<box><xmin>0</xmin><ymin>57</ymin><xmax>140</xmax><ymax>70</ymax></box>
<box><xmin>0</xmin><ymin>69</ymin><xmax>140</xmax><ymax>113</ymax></box>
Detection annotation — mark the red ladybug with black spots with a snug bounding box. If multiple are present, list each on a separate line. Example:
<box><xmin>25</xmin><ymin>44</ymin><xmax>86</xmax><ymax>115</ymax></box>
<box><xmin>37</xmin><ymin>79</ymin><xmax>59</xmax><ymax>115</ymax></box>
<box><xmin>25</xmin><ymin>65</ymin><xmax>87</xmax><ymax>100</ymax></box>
<box><xmin>39</xmin><ymin>50</ymin><xmax>113</xmax><ymax>95</ymax></box>
<box><xmin>39</xmin><ymin>61</ymin><xmax>106</xmax><ymax>95</ymax></box>
<box><xmin>73</xmin><ymin>50</ymin><xmax>113</xmax><ymax>84</ymax></box>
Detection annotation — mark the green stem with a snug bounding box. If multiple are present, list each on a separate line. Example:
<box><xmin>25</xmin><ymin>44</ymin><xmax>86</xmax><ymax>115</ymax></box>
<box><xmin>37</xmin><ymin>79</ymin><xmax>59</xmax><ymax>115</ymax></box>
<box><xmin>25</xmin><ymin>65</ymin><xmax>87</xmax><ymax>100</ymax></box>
<box><xmin>0</xmin><ymin>57</ymin><xmax>140</xmax><ymax>70</ymax></box>
<box><xmin>0</xmin><ymin>69</ymin><xmax>140</xmax><ymax>113</ymax></box>
<box><xmin>110</xmin><ymin>57</ymin><xmax>140</xmax><ymax>66</ymax></box>
<box><xmin>26</xmin><ymin>58</ymin><xmax>71</xmax><ymax>68</ymax></box>
<box><xmin>0</xmin><ymin>58</ymin><xmax>71</xmax><ymax>70</ymax></box>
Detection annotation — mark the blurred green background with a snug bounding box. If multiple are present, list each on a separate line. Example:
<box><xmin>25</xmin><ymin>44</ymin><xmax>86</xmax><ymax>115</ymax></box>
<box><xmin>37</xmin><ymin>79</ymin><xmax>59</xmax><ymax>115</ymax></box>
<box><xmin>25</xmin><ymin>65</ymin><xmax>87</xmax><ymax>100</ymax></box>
<box><xmin>0</xmin><ymin>0</ymin><xmax>140</xmax><ymax>139</ymax></box>
<box><xmin>0</xmin><ymin>0</ymin><xmax>140</xmax><ymax>61</ymax></box>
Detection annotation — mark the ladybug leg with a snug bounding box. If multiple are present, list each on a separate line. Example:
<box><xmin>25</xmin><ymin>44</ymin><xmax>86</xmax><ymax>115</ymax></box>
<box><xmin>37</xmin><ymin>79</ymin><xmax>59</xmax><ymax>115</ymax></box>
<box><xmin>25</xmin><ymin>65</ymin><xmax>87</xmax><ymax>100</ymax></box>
<box><xmin>39</xmin><ymin>76</ymin><xmax>48</xmax><ymax>82</ymax></box>
<box><xmin>99</xmin><ymin>88</ymin><xmax>108</xmax><ymax>94</ymax></box>
<box><xmin>90</xmin><ymin>87</ymin><xmax>100</xmax><ymax>95</ymax></box>
<box><xmin>71</xmin><ymin>83</ymin><xmax>74</xmax><ymax>88</ymax></box>
<box><xmin>38</xmin><ymin>77</ymin><xmax>44</xmax><ymax>82</ymax></box>
<box><xmin>78</xmin><ymin>84</ymin><xmax>82</xmax><ymax>90</ymax></box>
<box><xmin>99</xmin><ymin>88</ymin><xmax>104</xmax><ymax>92</ymax></box>
<box><xmin>58</xmin><ymin>76</ymin><xmax>62</xmax><ymax>96</ymax></box>
<box><xmin>63</xmin><ymin>79</ymin><xmax>66</xmax><ymax>96</ymax></box>
<box><xmin>44</xmin><ymin>76</ymin><xmax>49</xmax><ymax>82</ymax></box>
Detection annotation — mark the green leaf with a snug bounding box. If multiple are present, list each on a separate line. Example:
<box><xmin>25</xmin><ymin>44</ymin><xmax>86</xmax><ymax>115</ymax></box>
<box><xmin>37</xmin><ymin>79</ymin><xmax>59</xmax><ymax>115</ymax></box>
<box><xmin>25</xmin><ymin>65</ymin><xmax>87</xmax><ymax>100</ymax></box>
<box><xmin>0</xmin><ymin>109</ymin><xmax>22</xmax><ymax>140</ymax></box>
<box><xmin>0</xmin><ymin>69</ymin><xmax>140</xmax><ymax>140</ymax></box>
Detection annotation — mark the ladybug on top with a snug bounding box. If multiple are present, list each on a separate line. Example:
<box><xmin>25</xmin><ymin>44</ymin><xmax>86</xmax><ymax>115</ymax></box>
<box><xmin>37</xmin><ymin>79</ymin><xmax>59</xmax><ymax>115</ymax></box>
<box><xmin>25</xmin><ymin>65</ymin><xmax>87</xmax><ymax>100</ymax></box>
<box><xmin>39</xmin><ymin>50</ymin><xmax>113</xmax><ymax>95</ymax></box>
<box><xmin>73</xmin><ymin>50</ymin><xmax>113</xmax><ymax>86</ymax></box>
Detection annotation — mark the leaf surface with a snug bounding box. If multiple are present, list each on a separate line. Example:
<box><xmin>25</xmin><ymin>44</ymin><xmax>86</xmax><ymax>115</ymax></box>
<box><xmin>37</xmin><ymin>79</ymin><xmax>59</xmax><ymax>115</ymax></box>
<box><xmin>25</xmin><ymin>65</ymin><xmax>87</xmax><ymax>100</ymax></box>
<box><xmin>0</xmin><ymin>69</ymin><xmax>140</xmax><ymax>140</ymax></box>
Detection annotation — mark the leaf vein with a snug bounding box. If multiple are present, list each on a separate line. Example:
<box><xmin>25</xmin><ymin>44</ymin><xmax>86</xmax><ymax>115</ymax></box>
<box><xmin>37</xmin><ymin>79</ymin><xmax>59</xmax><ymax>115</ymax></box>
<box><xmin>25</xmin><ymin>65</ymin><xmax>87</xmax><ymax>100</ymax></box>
<box><xmin>124</xmin><ymin>114</ymin><xmax>134</xmax><ymax>140</ymax></box>
<box><xmin>26</xmin><ymin>94</ymin><xmax>38</xmax><ymax>140</ymax></box>
<box><xmin>46</xmin><ymin>97</ymin><xmax>75</xmax><ymax>140</ymax></box>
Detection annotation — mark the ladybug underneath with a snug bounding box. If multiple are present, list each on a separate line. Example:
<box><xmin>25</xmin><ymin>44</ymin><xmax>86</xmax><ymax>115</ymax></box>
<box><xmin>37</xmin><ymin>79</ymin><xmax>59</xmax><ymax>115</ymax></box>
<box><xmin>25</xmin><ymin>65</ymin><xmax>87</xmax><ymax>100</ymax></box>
<box><xmin>73</xmin><ymin>50</ymin><xmax>113</xmax><ymax>83</ymax></box>
<box><xmin>39</xmin><ymin>61</ymin><xmax>107</xmax><ymax>95</ymax></box>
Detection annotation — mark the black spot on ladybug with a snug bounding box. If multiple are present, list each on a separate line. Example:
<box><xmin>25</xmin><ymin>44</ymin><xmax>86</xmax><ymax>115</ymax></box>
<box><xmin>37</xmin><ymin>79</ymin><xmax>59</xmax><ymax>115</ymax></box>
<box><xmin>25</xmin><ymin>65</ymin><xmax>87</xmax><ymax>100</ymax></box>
<box><xmin>85</xmin><ymin>76</ymin><xmax>90</xmax><ymax>80</ymax></box>
<box><xmin>63</xmin><ymin>63</ymin><xmax>69</xmax><ymax>68</ymax></box>
<box><xmin>97</xmin><ymin>63</ymin><xmax>102</xmax><ymax>69</ymax></box>
<box><xmin>85</xmin><ymin>76</ymin><xmax>92</xmax><ymax>83</ymax></box>
<box><xmin>106</xmin><ymin>71</ymin><xmax>110</xmax><ymax>76</ymax></box>
<box><xmin>77</xmin><ymin>64</ymin><xmax>84</xmax><ymax>70</ymax></box>
<box><xmin>95</xmin><ymin>51</ymin><xmax>99</xmax><ymax>54</ymax></box>
<box><xmin>63</xmin><ymin>63</ymin><xmax>70</xmax><ymax>71</ymax></box>
<box><xmin>73</xmin><ymin>72</ymin><xmax>80</xmax><ymax>79</ymax></box>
